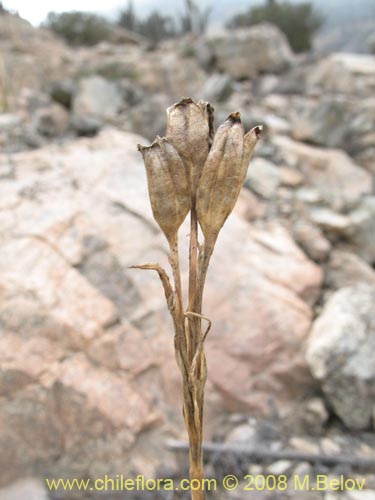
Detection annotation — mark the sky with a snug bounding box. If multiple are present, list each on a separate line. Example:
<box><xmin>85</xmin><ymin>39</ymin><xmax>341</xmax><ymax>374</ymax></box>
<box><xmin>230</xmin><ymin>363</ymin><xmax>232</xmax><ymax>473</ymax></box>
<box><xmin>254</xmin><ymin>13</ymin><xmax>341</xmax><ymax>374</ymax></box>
<box><xmin>2</xmin><ymin>0</ymin><xmax>146</xmax><ymax>25</ymax></box>
<box><xmin>5</xmin><ymin>0</ymin><xmax>369</xmax><ymax>29</ymax></box>
<box><xmin>2</xmin><ymin>0</ymin><xmax>244</xmax><ymax>25</ymax></box>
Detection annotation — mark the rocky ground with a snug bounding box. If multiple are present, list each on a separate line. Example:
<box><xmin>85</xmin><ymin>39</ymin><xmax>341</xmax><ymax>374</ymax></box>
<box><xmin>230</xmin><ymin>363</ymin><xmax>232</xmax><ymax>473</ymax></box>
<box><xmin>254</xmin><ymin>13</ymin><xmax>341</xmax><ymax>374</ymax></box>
<box><xmin>0</xmin><ymin>10</ymin><xmax>374</xmax><ymax>500</ymax></box>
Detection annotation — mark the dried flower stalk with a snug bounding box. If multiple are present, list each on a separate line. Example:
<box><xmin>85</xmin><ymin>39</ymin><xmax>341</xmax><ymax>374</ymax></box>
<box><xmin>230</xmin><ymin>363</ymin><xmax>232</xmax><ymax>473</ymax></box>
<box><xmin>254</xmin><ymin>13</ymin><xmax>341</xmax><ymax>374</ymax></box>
<box><xmin>132</xmin><ymin>98</ymin><xmax>261</xmax><ymax>500</ymax></box>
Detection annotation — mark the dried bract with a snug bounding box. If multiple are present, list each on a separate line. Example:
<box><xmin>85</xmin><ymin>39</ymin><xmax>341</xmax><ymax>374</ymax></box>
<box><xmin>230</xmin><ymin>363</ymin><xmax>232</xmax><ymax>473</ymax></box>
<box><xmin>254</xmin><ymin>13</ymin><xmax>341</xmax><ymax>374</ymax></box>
<box><xmin>166</xmin><ymin>97</ymin><xmax>214</xmax><ymax>198</ymax></box>
<box><xmin>196</xmin><ymin>114</ymin><xmax>261</xmax><ymax>242</ymax></box>
<box><xmin>138</xmin><ymin>137</ymin><xmax>191</xmax><ymax>243</ymax></box>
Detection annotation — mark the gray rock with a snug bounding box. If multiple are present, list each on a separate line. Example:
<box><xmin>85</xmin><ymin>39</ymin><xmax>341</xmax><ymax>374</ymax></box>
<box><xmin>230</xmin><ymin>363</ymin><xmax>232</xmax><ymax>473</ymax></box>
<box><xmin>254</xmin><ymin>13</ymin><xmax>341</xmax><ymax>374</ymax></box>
<box><xmin>296</xmin><ymin>188</ymin><xmax>322</xmax><ymax>205</ymax></box>
<box><xmin>118</xmin><ymin>78</ymin><xmax>144</xmax><ymax>106</ymax></box>
<box><xmin>303</xmin><ymin>398</ymin><xmax>329</xmax><ymax>433</ymax></box>
<box><xmin>72</xmin><ymin>76</ymin><xmax>123</xmax><ymax>121</ymax></box>
<box><xmin>70</xmin><ymin>114</ymin><xmax>102</xmax><ymax>136</ymax></box>
<box><xmin>267</xmin><ymin>459</ymin><xmax>293</xmax><ymax>475</ymax></box>
<box><xmin>307</xmin><ymin>53</ymin><xmax>375</xmax><ymax>97</ymax></box>
<box><xmin>127</xmin><ymin>94</ymin><xmax>169</xmax><ymax>140</ymax></box>
<box><xmin>349</xmin><ymin>196</ymin><xmax>375</xmax><ymax>264</ymax></box>
<box><xmin>309</xmin><ymin>207</ymin><xmax>353</xmax><ymax>237</ymax></box>
<box><xmin>0</xmin><ymin>114</ymin><xmax>21</xmax><ymax>133</ymax></box>
<box><xmin>293</xmin><ymin>461</ymin><xmax>312</xmax><ymax>478</ymax></box>
<box><xmin>202</xmin><ymin>23</ymin><xmax>294</xmax><ymax>80</ymax></box>
<box><xmin>245</xmin><ymin>158</ymin><xmax>281</xmax><ymax>199</ymax></box>
<box><xmin>50</xmin><ymin>79</ymin><xmax>77</xmax><ymax>109</ymax></box>
<box><xmin>291</xmin><ymin>95</ymin><xmax>375</xmax><ymax>155</ymax></box>
<box><xmin>325</xmin><ymin>250</ymin><xmax>375</xmax><ymax>290</ymax></box>
<box><xmin>32</xmin><ymin>103</ymin><xmax>69</xmax><ymax>138</ymax></box>
<box><xmin>306</xmin><ymin>284</ymin><xmax>375</xmax><ymax>430</ymax></box>
<box><xmin>200</xmin><ymin>73</ymin><xmax>234</xmax><ymax>103</ymax></box>
<box><xmin>273</xmin><ymin>136</ymin><xmax>372</xmax><ymax>211</ymax></box>
<box><xmin>293</xmin><ymin>220</ymin><xmax>331</xmax><ymax>262</ymax></box>
<box><xmin>225</xmin><ymin>423</ymin><xmax>257</xmax><ymax>445</ymax></box>
<box><xmin>289</xmin><ymin>436</ymin><xmax>319</xmax><ymax>454</ymax></box>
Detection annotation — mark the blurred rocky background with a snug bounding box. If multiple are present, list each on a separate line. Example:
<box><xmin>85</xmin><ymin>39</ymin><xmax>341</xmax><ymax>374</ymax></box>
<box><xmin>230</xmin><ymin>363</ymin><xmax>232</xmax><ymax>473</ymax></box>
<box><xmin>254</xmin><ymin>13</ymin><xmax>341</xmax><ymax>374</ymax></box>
<box><xmin>0</xmin><ymin>0</ymin><xmax>374</xmax><ymax>498</ymax></box>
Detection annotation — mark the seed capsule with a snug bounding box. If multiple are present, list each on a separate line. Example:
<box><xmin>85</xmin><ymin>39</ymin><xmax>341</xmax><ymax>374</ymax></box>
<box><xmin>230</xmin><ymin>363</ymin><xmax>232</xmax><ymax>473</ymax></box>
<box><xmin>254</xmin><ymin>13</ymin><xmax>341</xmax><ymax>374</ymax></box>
<box><xmin>138</xmin><ymin>137</ymin><xmax>191</xmax><ymax>243</ymax></box>
<box><xmin>196</xmin><ymin>113</ymin><xmax>261</xmax><ymax>242</ymax></box>
<box><xmin>166</xmin><ymin>97</ymin><xmax>214</xmax><ymax>199</ymax></box>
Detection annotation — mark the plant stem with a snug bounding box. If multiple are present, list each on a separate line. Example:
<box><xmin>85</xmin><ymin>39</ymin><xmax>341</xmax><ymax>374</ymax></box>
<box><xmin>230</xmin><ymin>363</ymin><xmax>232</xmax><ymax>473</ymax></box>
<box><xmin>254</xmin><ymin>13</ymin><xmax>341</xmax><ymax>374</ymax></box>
<box><xmin>196</xmin><ymin>236</ymin><xmax>216</xmax><ymax>317</ymax></box>
<box><xmin>168</xmin><ymin>234</ymin><xmax>189</xmax><ymax>373</ymax></box>
<box><xmin>185</xmin><ymin>203</ymin><xmax>206</xmax><ymax>500</ymax></box>
<box><xmin>188</xmin><ymin>203</ymin><xmax>199</xmax><ymax>360</ymax></box>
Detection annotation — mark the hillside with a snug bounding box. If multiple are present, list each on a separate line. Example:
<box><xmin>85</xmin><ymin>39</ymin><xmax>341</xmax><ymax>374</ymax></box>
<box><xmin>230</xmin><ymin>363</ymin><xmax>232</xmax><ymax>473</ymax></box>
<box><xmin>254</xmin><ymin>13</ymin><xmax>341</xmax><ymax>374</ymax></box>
<box><xmin>0</xmin><ymin>11</ymin><xmax>375</xmax><ymax>499</ymax></box>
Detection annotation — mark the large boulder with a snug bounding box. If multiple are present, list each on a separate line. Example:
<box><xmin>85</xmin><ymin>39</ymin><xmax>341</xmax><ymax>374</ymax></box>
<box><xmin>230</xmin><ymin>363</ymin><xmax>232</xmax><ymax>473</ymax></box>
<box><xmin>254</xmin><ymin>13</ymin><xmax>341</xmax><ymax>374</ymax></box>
<box><xmin>76</xmin><ymin>42</ymin><xmax>206</xmax><ymax>98</ymax></box>
<box><xmin>273</xmin><ymin>136</ymin><xmax>372</xmax><ymax>211</ymax></box>
<box><xmin>199</xmin><ymin>23</ymin><xmax>294</xmax><ymax>79</ymax></box>
<box><xmin>0</xmin><ymin>129</ymin><xmax>322</xmax><ymax>485</ymax></box>
<box><xmin>325</xmin><ymin>250</ymin><xmax>375</xmax><ymax>290</ymax></box>
<box><xmin>306</xmin><ymin>284</ymin><xmax>375</xmax><ymax>430</ymax></box>
<box><xmin>290</xmin><ymin>95</ymin><xmax>375</xmax><ymax>167</ymax></box>
<box><xmin>72</xmin><ymin>75</ymin><xmax>123</xmax><ymax>121</ymax></box>
<box><xmin>306</xmin><ymin>53</ymin><xmax>375</xmax><ymax>97</ymax></box>
<box><xmin>0</xmin><ymin>13</ymin><xmax>73</xmax><ymax>111</ymax></box>
<box><xmin>203</xmin><ymin>220</ymin><xmax>322</xmax><ymax>414</ymax></box>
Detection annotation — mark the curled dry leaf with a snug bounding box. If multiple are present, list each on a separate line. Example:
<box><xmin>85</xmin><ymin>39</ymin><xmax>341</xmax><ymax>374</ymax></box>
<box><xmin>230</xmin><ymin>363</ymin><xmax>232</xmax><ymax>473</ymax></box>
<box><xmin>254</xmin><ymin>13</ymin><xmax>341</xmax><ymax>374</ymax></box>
<box><xmin>196</xmin><ymin>113</ymin><xmax>261</xmax><ymax>242</ymax></box>
<box><xmin>138</xmin><ymin>136</ymin><xmax>191</xmax><ymax>244</ymax></box>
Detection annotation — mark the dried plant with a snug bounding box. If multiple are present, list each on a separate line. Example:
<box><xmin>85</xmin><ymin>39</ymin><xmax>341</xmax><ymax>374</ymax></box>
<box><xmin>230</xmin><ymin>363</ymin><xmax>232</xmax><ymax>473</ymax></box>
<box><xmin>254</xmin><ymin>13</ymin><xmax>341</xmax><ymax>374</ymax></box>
<box><xmin>132</xmin><ymin>97</ymin><xmax>261</xmax><ymax>500</ymax></box>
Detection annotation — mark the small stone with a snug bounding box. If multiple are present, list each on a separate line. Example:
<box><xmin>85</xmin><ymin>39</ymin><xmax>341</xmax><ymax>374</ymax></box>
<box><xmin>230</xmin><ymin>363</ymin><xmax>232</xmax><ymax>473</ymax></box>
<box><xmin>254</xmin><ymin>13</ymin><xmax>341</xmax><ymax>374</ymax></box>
<box><xmin>305</xmin><ymin>398</ymin><xmax>329</xmax><ymax>431</ymax></box>
<box><xmin>248</xmin><ymin>464</ymin><xmax>263</xmax><ymax>476</ymax></box>
<box><xmin>70</xmin><ymin>114</ymin><xmax>102</xmax><ymax>136</ymax></box>
<box><xmin>226</xmin><ymin>424</ymin><xmax>256</xmax><ymax>445</ymax></box>
<box><xmin>267</xmin><ymin>459</ymin><xmax>293</xmax><ymax>476</ymax></box>
<box><xmin>280</xmin><ymin>167</ymin><xmax>304</xmax><ymax>187</ymax></box>
<box><xmin>245</xmin><ymin>158</ymin><xmax>281</xmax><ymax>199</ymax></box>
<box><xmin>263</xmin><ymin>114</ymin><xmax>291</xmax><ymax>134</ymax></box>
<box><xmin>73</xmin><ymin>75</ymin><xmax>123</xmax><ymax>120</ymax></box>
<box><xmin>325</xmin><ymin>250</ymin><xmax>375</xmax><ymax>290</ymax></box>
<box><xmin>0</xmin><ymin>114</ymin><xmax>21</xmax><ymax>133</ymax></box>
<box><xmin>289</xmin><ymin>437</ymin><xmax>319</xmax><ymax>454</ymax></box>
<box><xmin>293</xmin><ymin>461</ymin><xmax>312</xmax><ymax>477</ymax></box>
<box><xmin>258</xmin><ymin>76</ymin><xmax>280</xmax><ymax>96</ymax></box>
<box><xmin>293</xmin><ymin>221</ymin><xmax>331</xmax><ymax>262</ymax></box>
<box><xmin>359</xmin><ymin>443</ymin><xmax>375</xmax><ymax>457</ymax></box>
<box><xmin>200</xmin><ymin>73</ymin><xmax>233</xmax><ymax>103</ymax></box>
<box><xmin>309</xmin><ymin>207</ymin><xmax>353</xmax><ymax>236</ymax></box>
<box><xmin>50</xmin><ymin>78</ymin><xmax>77</xmax><ymax>109</ymax></box>
<box><xmin>320</xmin><ymin>437</ymin><xmax>341</xmax><ymax>455</ymax></box>
<box><xmin>296</xmin><ymin>187</ymin><xmax>322</xmax><ymax>204</ymax></box>
<box><xmin>349</xmin><ymin>196</ymin><xmax>375</xmax><ymax>264</ymax></box>
<box><xmin>33</xmin><ymin>103</ymin><xmax>69</xmax><ymax>138</ymax></box>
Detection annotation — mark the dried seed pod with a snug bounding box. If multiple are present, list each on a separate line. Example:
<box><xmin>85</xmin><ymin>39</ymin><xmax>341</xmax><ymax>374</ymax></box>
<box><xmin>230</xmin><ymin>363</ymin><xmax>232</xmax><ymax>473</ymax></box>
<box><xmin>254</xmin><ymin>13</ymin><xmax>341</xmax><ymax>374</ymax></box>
<box><xmin>196</xmin><ymin>113</ymin><xmax>261</xmax><ymax>242</ymax></box>
<box><xmin>138</xmin><ymin>137</ymin><xmax>191</xmax><ymax>243</ymax></box>
<box><xmin>166</xmin><ymin>97</ymin><xmax>214</xmax><ymax>199</ymax></box>
<box><xmin>243</xmin><ymin>125</ymin><xmax>262</xmax><ymax>170</ymax></box>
